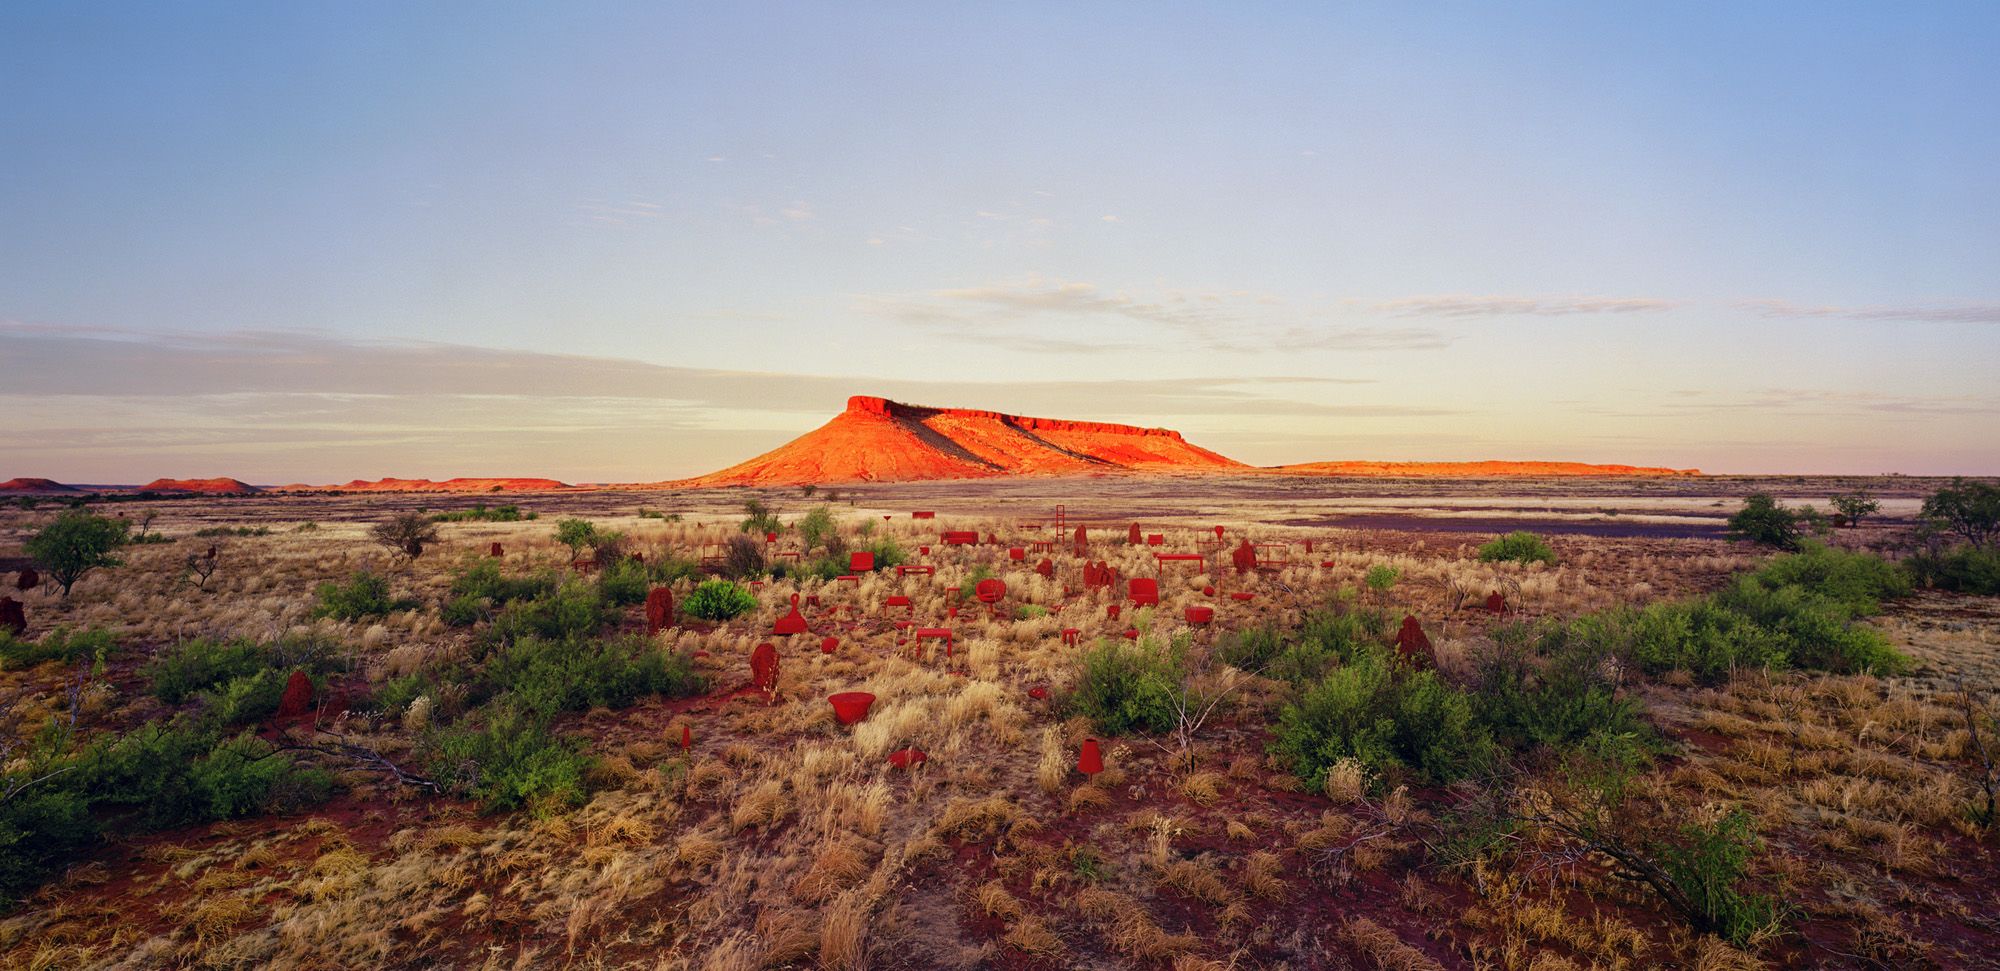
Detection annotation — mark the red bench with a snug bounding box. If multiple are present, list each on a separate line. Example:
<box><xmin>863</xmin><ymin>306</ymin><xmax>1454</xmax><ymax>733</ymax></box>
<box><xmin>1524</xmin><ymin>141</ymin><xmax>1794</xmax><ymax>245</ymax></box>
<box><xmin>942</xmin><ymin>531</ymin><xmax>979</xmax><ymax>545</ymax></box>
<box><xmin>912</xmin><ymin>511</ymin><xmax>935</xmax><ymax>519</ymax></box>
<box><xmin>896</xmin><ymin>565</ymin><xmax>934</xmax><ymax>577</ymax></box>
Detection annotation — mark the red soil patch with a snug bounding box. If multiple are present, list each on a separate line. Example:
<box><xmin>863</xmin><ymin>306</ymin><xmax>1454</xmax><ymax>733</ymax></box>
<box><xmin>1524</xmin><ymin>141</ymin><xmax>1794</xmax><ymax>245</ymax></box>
<box><xmin>139</xmin><ymin>477</ymin><xmax>260</xmax><ymax>494</ymax></box>
<box><xmin>0</xmin><ymin>477</ymin><xmax>79</xmax><ymax>493</ymax></box>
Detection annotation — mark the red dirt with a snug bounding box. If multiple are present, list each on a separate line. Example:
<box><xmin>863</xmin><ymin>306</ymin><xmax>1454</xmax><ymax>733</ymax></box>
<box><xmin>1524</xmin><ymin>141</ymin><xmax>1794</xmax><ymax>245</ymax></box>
<box><xmin>1267</xmin><ymin>459</ymin><xmax>1700</xmax><ymax>477</ymax></box>
<box><xmin>275</xmin><ymin>476</ymin><xmax>575</xmax><ymax>492</ymax></box>
<box><xmin>139</xmin><ymin>476</ymin><xmax>260</xmax><ymax>494</ymax></box>
<box><xmin>662</xmin><ymin>395</ymin><xmax>1247</xmax><ymax>487</ymax></box>
<box><xmin>0</xmin><ymin>477</ymin><xmax>79</xmax><ymax>493</ymax></box>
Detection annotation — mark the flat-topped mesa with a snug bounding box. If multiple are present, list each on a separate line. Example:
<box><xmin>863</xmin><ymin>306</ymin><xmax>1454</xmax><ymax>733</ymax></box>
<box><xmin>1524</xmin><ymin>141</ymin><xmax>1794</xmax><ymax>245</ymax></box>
<box><xmin>844</xmin><ymin>396</ymin><xmax>1189</xmax><ymax>440</ymax></box>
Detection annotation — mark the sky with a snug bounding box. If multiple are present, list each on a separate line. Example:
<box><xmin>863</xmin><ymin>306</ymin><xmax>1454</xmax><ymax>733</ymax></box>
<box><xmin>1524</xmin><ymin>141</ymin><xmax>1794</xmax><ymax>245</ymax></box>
<box><xmin>2</xmin><ymin>1</ymin><xmax>1996</xmax><ymax>483</ymax></box>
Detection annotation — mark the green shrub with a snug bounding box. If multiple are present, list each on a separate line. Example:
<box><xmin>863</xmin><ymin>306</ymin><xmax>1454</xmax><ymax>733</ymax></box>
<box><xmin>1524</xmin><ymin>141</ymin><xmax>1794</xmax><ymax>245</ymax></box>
<box><xmin>430</xmin><ymin>503</ymin><xmax>529</xmax><ymax>523</ymax></box>
<box><xmin>1907</xmin><ymin>544</ymin><xmax>2000</xmax><ymax>595</ymax></box>
<box><xmin>739</xmin><ymin>500</ymin><xmax>781</xmax><ymax>536</ymax></box>
<box><xmin>1744</xmin><ymin>543</ymin><xmax>1910</xmax><ymax>614</ymax></box>
<box><xmin>449</xmin><ymin>560</ymin><xmax>555</xmax><ymax>604</ymax></box>
<box><xmin>200</xmin><ymin>668</ymin><xmax>293</xmax><ymax>727</ymax></box>
<box><xmin>484</xmin><ymin>635</ymin><xmax>705</xmax><ymax>719</ymax></box>
<box><xmin>1656</xmin><ymin>809</ymin><xmax>1784</xmax><ymax>945</ymax></box>
<box><xmin>797</xmin><ymin>506</ymin><xmax>838</xmax><ymax>552</ymax></box>
<box><xmin>312</xmin><ymin>570</ymin><xmax>408</xmax><ymax>620</ymax></box>
<box><xmin>429</xmin><ymin>704</ymin><xmax>592</xmax><ymax>815</ymax></box>
<box><xmin>1477</xmin><ymin>531</ymin><xmax>1557</xmax><ymax>566</ymax></box>
<box><xmin>193</xmin><ymin>525</ymin><xmax>270</xmax><ymax>537</ymax></box>
<box><xmin>0</xmin><ymin>784</ymin><xmax>94</xmax><ymax>905</ymax></box>
<box><xmin>683</xmin><ymin>580</ymin><xmax>757</xmax><ymax>621</ymax></box>
<box><xmin>189</xmin><ymin>733</ymin><xmax>337</xmax><ymax>818</ymax></box>
<box><xmin>442</xmin><ymin>593</ymin><xmax>487</xmax><ymax>628</ymax></box>
<box><xmin>1363</xmin><ymin>564</ymin><xmax>1400</xmax><ymax>598</ymax></box>
<box><xmin>0</xmin><ymin>626</ymin><xmax>119</xmax><ymax>670</ymax></box>
<box><xmin>1920</xmin><ymin>478</ymin><xmax>2000</xmax><ymax>549</ymax></box>
<box><xmin>487</xmin><ymin>580</ymin><xmax>616</xmax><ymax>645</ymax></box>
<box><xmin>855</xmin><ymin>536</ymin><xmax>907</xmax><ymax>572</ymax></box>
<box><xmin>1471</xmin><ymin>622</ymin><xmax>1651</xmax><ymax>752</ymax></box>
<box><xmin>597</xmin><ymin>558</ymin><xmax>651</xmax><ymax>607</ymax></box>
<box><xmin>1067</xmin><ymin>637</ymin><xmax>1187</xmax><ymax>736</ymax></box>
<box><xmin>146</xmin><ymin>638</ymin><xmax>268</xmax><ymax>705</ymax></box>
<box><xmin>1726</xmin><ymin>493</ymin><xmax>1804</xmax><ymax>550</ymax></box>
<box><xmin>1273</xmin><ymin>649</ymin><xmax>1492</xmax><ymax>790</ymax></box>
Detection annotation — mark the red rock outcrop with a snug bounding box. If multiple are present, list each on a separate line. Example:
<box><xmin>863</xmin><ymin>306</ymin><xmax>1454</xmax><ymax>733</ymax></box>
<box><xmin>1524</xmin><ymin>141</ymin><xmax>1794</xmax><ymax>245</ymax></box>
<box><xmin>141</xmin><ymin>477</ymin><xmax>260</xmax><ymax>494</ymax></box>
<box><xmin>671</xmin><ymin>395</ymin><xmax>1246</xmax><ymax>487</ymax></box>
<box><xmin>0</xmin><ymin>478</ymin><xmax>79</xmax><ymax>494</ymax></box>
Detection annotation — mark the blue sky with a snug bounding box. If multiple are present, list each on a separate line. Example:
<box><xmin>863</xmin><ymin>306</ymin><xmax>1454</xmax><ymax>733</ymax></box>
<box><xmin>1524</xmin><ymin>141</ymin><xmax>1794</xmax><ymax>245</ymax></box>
<box><xmin>3</xmin><ymin>2</ymin><xmax>1996</xmax><ymax>481</ymax></box>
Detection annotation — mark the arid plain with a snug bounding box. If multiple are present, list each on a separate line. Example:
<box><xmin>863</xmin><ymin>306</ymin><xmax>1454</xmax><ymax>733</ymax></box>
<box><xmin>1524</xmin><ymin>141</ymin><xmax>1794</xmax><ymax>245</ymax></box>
<box><xmin>1</xmin><ymin>471</ymin><xmax>1995</xmax><ymax>970</ymax></box>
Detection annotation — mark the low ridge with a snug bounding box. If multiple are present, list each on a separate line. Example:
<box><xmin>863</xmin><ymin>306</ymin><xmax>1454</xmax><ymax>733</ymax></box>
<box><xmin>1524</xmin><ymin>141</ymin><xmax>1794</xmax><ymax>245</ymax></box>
<box><xmin>0</xmin><ymin>477</ymin><xmax>80</xmax><ymax>494</ymax></box>
<box><xmin>1269</xmin><ymin>459</ymin><xmax>1701</xmax><ymax>478</ymax></box>
<box><xmin>674</xmin><ymin>395</ymin><xmax>1246</xmax><ymax>486</ymax></box>
<box><xmin>140</xmin><ymin>477</ymin><xmax>260</xmax><ymax>494</ymax></box>
<box><xmin>277</xmin><ymin>477</ymin><xmax>575</xmax><ymax>493</ymax></box>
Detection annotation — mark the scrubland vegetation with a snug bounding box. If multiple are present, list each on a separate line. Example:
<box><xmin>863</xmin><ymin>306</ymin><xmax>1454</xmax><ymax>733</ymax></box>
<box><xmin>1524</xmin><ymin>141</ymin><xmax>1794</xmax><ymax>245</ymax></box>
<box><xmin>0</xmin><ymin>479</ymin><xmax>1994</xmax><ymax>968</ymax></box>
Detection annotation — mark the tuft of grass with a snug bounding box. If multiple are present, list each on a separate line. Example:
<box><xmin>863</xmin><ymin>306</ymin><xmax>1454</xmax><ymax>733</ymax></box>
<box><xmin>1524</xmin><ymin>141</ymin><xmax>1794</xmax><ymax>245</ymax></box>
<box><xmin>1477</xmin><ymin>531</ymin><xmax>1557</xmax><ymax>566</ymax></box>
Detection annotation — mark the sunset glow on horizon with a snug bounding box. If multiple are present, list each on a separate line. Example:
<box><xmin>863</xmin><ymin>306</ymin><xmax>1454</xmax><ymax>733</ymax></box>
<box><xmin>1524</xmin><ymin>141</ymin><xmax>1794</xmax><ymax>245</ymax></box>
<box><xmin>3</xmin><ymin>3</ymin><xmax>1996</xmax><ymax>482</ymax></box>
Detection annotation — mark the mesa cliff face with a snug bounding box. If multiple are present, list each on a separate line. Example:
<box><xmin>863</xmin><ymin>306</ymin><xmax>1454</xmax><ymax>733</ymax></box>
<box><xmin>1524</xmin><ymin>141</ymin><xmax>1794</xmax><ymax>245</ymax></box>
<box><xmin>674</xmin><ymin>395</ymin><xmax>1246</xmax><ymax>486</ymax></box>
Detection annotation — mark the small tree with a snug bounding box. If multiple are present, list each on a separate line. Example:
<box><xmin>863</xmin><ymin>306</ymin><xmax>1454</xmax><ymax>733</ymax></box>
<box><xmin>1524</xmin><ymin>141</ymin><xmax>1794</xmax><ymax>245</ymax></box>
<box><xmin>1726</xmin><ymin>494</ymin><xmax>1803</xmax><ymax>550</ymax></box>
<box><xmin>1364</xmin><ymin>564</ymin><xmax>1400</xmax><ymax>605</ymax></box>
<box><xmin>1922</xmin><ymin>478</ymin><xmax>2000</xmax><ymax>549</ymax></box>
<box><xmin>372</xmin><ymin>512</ymin><xmax>440</xmax><ymax>560</ymax></box>
<box><xmin>184</xmin><ymin>548</ymin><xmax>220</xmax><ymax>590</ymax></box>
<box><xmin>739</xmin><ymin>500</ymin><xmax>781</xmax><ymax>536</ymax></box>
<box><xmin>24</xmin><ymin>510</ymin><xmax>129</xmax><ymax>596</ymax></box>
<box><xmin>797</xmin><ymin>506</ymin><xmax>838</xmax><ymax>553</ymax></box>
<box><xmin>554</xmin><ymin>518</ymin><xmax>599</xmax><ymax>558</ymax></box>
<box><xmin>1829</xmin><ymin>491</ymin><xmax>1879</xmax><ymax>527</ymax></box>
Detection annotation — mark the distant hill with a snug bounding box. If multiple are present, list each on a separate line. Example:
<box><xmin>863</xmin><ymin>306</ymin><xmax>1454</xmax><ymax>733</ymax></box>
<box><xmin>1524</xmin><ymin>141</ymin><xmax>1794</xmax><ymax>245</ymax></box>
<box><xmin>276</xmin><ymin>477</ymin><xmax>575</xmax><ymax>493</ymax></box>
<box><xmin>140</xmin><ymin>477</ymin><xmax>260</xmax><ymax>494</ymax></box>
<box><xmin>1268</xmin><ymin>460</ymin><xmax>1702</xmax><ymax>478</ymax></box>
<box><xmin>0</xmin><ymin>477</ymin><xmax>81</xmax><ymax>494</ymax></box>
<box><xmin>669</xmin><ymin>395</ymin><xmax>1246</xmax><ymax>487</ymax></box>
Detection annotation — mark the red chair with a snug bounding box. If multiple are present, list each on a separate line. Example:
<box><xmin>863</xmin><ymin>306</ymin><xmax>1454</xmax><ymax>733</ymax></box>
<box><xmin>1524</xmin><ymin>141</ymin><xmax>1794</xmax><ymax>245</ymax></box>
<box><xmin>1129</xmin><ymin>578</ymin><xmax>1160</xmax><ymax>607</ymax></box>
<box><xmin>850</xmin><ymin>551</ymin><xmax>875</xmax><ymax>572</ymax></box>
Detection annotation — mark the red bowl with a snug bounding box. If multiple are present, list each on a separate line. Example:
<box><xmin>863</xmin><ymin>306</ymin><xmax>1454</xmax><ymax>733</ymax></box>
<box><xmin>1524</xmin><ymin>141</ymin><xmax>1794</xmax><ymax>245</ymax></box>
<box><xmin>828</xmin><ymin>691</ymin><xmax>876</xmax><ymax>725</ymax></box>
<box><xmin>888</xmin><ymin>748</ymin><xmax>927</xmax><ymax>769</ymax></box>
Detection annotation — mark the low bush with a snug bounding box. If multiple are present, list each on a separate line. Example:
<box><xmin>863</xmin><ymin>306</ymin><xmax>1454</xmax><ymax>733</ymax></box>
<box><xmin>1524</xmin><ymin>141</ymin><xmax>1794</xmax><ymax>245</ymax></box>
<box><xmin>1656</xmin><ymin>808</ymin><xmax>1785</xmax><ymax>945</ymax></box>
<box><xmin>189</xmin><ymin>733</ymin><xmax>337</xmax><ymax>818</ymax></box>
<box><xmin>683</xmin><ymin>580</ymin><xmax>757</xmax><ymax>621</ymax></box>
<box><xmin>312</xmin><ymin>570</ymin><xmax>412</xmax><ymax>621</ymax></box>
<box><xmin>1726</xmin><ymin>493</ymin><xmax>1805</xmax><ymax>550</ymax></box>
<box><xmin>146</xmin><ymin>638</ymin><xmax>268</xmax><ymax>705</ymax></box>
<box><xmin>450</xmin><ymin>560</ymin><xmax>555</xmax><ymax>604</ymax></box>
<box><xmin>1273</xmin><ymin>649</ymin><xmax>1492</xmax><ymax>790</ymax></box>
<box><xmin>1907</xmin><ymin>544</ymin><xmax>2000</xmax><ymax>595</ymax></box>
<box><xmin>1477</xmin><ymin>531</ymin><xmax>1557</xmax><ymax>565</ymax></box>
<box><xmin>597</xmin><ymin>558</ymin><xmax>651</xmax><ymax>607</ymax></box>
<box><xmin>0</xmin><ymin>626</ymin><xmax>119</xmax><ymax>670</ymax></box>
<box><xmin>428</xmin><ymin>704</ymin><xmax>592</xmax><ymax>815</ymax></box>
<box><xmin>430</xmin><ymin>503</ymin><xmax>532</xmax><ymax>522</ymax></box>
<box><xmin>1068</xmin><ymin>636</ymin><xmax>1187</xmax><ymax>736</ymax></box>
<box><xmin>1471</xmin><ymin>622</ymin><xmax>1652</xmax><ymax>752</ymax></box>
<box><xmin>486</xmin><ymin>580</ymin><xmax>616</xmax><ymax>645</ymax></box>
<box><xmin>483</xmin><ymin>635</ymin><xmax>704</xmax><ymax>719</ymax></box>
<box><xmin>194</xmin><ymin>525</ymin><xmax>270</xmax><ymax>537</ymax></box>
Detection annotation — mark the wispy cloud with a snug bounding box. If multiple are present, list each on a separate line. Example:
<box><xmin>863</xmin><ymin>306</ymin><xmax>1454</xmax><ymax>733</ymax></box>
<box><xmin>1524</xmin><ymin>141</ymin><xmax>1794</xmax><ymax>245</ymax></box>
<box><xmin>1740</xmin><ymin>299</ymin><xmax>2000</xmax><ymax>324</ymax></box>
<box><xmin>575</xmin><ymin>199</ymin><xmax>664</xmax><ymax>226</ymax></box>
<box><xmin>1373</xmin><ymin>295</ymin><xmax>1681</xmax><ymax>318</ymax></box>
<box><xmin>864</xmin><ymin>278</ymin><xmax>1449</xmax><ymax>353</ymax></box>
